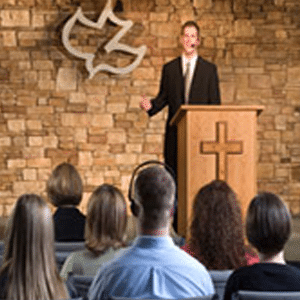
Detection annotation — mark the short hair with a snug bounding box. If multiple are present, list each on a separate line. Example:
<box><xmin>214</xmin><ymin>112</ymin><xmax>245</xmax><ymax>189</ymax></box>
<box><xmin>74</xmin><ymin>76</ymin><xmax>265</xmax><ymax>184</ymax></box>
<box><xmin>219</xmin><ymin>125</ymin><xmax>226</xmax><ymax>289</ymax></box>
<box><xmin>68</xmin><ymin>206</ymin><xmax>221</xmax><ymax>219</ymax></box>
<box><xmin>181</xmin><ymin>20</ymin><xmax>200</xmax><ymax>37</ymax></box>
<box><xmin>246</xmin><ymin>192</ymin><xmax>291</xmax><ymax>255</ymax></box>
<box><xmin>1</xmin><ymin>194</ymin><xmax>67</xmax><ymax>299</ymax></box>
<box><xmin>47</xmin><ymin>162</ymin><xmax>83</xmax><ymax>206</ymax></box>
<box><xmin>190</xmin><ymin>180</ymin><xmax>247</xmax><ymax>270</ymax></box>
<box><xmin>134</xmin><ymin>166</ymin><xmax>175</xmax><ymax>230</ymax></box>
<box><xmin>85</xmin><ymin>184</ymin><xmax>127</xmax><ymax>255</ymax></box>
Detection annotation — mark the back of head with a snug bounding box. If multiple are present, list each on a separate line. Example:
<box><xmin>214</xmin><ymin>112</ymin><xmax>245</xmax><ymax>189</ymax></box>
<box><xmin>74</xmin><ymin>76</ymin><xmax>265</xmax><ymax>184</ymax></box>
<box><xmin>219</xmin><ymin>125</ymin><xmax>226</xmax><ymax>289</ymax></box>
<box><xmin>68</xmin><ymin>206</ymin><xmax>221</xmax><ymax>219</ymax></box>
<box><xmin>2</xmin><ymin>194</ymin><xmax>67</xmax><ymax>300</ymax></box>
<box><xmin>134</xmin><ymin>166</ymin><xmax>175</xmax><ymax>231</ymax></box>
<box><xmin>246</xmin><ymin>192</ymin><xmax>291</xmax><ymax>256</ymax></box>
<box><xmin>190</xmin><ymin>180</ymin><xmax>246</xmax><ymax>269</ymax></box>
<box><xmin>47</xmin><ymin>162</ymin><xmax>83</xmax><ymax>206</ymax></box>
<box><xmin>85</xmin><ymin>184</ymin><xmax>127</xmax><ymax>255</ymax></box>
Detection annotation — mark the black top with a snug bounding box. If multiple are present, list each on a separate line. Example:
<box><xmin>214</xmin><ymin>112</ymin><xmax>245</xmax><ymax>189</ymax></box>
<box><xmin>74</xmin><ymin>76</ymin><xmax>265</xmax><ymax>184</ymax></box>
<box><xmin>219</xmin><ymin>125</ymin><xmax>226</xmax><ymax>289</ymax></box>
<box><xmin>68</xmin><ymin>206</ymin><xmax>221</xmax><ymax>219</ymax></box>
<box><xmin>224</xmin><ymin>263</ymin><xmax>300</xmax><ymax>300</ymax></box>
<box><xmin>53</xmin><ymin>207</ymin><xmax>86</xmax><ymax>242</ymax></box>
<box><xmin>0</xmin><ymin>272</ymin><xmax>7</xmax><ymax>299</ymax></box>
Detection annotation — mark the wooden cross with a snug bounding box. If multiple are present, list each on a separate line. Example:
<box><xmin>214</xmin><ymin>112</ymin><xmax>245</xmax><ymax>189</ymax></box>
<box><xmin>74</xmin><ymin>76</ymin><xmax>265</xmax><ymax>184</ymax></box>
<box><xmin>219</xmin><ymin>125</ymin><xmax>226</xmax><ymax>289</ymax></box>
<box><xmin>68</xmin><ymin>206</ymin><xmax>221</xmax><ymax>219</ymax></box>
<box><xmin>200</xmin><ymin>121</ymin><xmax>243</xmax><ymax>181</ymax></box>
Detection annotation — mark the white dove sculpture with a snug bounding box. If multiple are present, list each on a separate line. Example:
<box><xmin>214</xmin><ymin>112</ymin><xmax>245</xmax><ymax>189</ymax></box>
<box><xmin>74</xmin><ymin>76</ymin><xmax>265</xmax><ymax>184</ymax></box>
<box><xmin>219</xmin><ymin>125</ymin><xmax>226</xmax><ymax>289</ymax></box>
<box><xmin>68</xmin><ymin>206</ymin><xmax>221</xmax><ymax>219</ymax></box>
<box><xmin>62</xmin><ymin>0</ymin><xmax>147</xmax><ymax>79</ymax></box>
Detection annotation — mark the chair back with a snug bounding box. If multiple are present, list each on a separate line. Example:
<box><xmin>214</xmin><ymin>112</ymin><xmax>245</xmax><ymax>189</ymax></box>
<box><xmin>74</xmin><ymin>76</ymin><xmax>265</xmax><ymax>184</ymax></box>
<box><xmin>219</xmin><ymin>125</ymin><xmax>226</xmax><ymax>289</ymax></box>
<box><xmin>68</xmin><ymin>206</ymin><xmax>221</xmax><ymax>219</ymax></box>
<box><xmin>66</xmin><ymin>274</ymin><xmax>94</xmax><ymax>300</ymax></box>
<box><xmin>0</xmin><ymin>241</ymin><xmax>4</xmax><ymax>256</ymax></box>
<box><xmin>209</xmin><ymin>269</ymin><xmax>233</xmax><ymax>300</ymax></box>
<box><xmin>110</xmin><ymin>294</ymin><xmax>218</xmax><ymax>300</ymax></box>
<box><xmin>55</xmin><ymin>242</ymin><xmax>85</xmax><ymax>270</ymax></box>
<box><xmin>234</xmin><ymin>290</ymin><xmax>300</xmax><ymax>300</ymax></box>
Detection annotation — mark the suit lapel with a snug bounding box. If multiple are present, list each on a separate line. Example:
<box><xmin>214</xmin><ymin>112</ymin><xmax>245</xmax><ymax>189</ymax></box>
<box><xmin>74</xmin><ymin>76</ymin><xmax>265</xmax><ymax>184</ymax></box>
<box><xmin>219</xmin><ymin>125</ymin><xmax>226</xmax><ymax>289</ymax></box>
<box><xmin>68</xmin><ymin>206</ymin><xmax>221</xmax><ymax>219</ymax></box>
<box><xmin>175</xmin><ymin>56</ymin><xmax>185</xmax><ymax>104</ymax></box>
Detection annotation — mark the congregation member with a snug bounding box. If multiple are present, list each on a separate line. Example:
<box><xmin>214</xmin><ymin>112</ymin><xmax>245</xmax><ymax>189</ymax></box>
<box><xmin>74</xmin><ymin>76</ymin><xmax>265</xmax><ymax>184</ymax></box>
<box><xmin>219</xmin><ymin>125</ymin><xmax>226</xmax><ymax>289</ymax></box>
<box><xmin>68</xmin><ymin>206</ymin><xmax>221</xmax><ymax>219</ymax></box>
<box><xmin>47</xmin><ymin>162</ymin><xmax>86</xmax><ymax>242</ymax></box>
<box><xmin>182</xmin><ymin>180</ymin><xmax>259</xmax><ymax>269</ymax></box>
<box><xmin>0</xmin><ymin>194</ymin><xmax>68</xmax><ymax>300</ymax></box>
<box><xmin>224</xmin><ymin>192</ymin><xmax>300</xmax><ymax>300</ymax></box>
<box><xmin>60</xmin><ymin>184</ymin><xmax>127</xmax><ymax>279</ymax></box>
<box><xmin>88</xmin><ymin>164</ymin><xmax>215</xmax><ymax>300</ymax></box>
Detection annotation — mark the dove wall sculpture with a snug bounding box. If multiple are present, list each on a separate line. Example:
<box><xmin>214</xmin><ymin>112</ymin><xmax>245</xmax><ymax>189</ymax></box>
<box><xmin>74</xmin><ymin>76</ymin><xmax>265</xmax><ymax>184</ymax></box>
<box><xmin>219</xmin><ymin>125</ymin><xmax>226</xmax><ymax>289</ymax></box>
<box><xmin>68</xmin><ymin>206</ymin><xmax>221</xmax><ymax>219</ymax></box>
<box><xmin>62</xmin><ymin>0</ymin><xmax>147</xmax><ymax>79</ymax></box>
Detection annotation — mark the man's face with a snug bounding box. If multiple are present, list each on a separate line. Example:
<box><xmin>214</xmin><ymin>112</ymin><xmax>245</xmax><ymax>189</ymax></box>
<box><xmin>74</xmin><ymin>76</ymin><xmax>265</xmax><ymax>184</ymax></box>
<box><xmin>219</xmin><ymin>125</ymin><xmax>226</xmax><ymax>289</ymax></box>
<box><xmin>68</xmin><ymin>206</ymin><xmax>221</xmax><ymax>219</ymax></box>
<box><xmin>180</xmin><ymin>26</ymin><xmax>200</xmax><ymax>55</ymax></box>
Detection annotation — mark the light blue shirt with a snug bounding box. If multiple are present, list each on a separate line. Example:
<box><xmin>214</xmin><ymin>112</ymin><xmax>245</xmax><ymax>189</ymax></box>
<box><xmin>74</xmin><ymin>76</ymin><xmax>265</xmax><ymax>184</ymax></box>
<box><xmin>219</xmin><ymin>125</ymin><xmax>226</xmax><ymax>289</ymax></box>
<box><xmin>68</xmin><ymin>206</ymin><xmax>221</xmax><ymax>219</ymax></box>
<box><xmin>88</xmin><ymin>235</ymin><xmax>215</xmax><ymax>300</ymax></box>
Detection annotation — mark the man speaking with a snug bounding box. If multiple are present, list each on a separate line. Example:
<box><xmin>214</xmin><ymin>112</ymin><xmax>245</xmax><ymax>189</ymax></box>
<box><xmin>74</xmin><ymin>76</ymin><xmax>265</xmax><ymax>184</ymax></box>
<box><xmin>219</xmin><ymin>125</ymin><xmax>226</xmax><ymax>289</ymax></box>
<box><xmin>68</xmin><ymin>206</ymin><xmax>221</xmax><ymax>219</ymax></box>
<box><xmin>140</xmin><ymin>20</ymin><xmax>221</xmax><ymax>178</ymax></box>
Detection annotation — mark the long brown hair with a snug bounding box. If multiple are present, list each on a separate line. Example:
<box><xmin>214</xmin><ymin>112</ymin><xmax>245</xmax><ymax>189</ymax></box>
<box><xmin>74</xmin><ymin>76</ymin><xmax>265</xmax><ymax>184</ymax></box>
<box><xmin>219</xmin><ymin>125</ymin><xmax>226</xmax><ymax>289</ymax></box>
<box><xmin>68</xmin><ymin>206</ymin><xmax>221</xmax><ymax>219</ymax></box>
<box><xmin>0</xmin><ymin>194</ymin><xmax>68</xmax><ymax>300</ymax></box>
<box><xmin>85</xmin><ymin>184</ymin><xmax>127</xmax><ymax>255</ymax></box>
<box><xmin>189</xmin><ymin>180</ymin><xmax>247</xmax><ymax>270</ymax></box>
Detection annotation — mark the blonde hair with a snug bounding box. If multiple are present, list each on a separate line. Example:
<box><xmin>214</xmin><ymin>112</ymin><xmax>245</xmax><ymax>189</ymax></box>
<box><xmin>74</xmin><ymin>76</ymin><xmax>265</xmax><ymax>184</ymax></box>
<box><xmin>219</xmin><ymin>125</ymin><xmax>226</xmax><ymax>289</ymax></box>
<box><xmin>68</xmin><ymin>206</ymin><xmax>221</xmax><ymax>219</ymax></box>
<box><xmin>47</xmin><ymin>162</ymin><xmax>83</xmax><ymax>207</ymax></box>
<box><xmin>85</xmin><ymin>184</ymin><xmax>127</xmax><ymax>255</ymax></box>
<box><xmin>0</xmin><ymin>194</ymin><xmax>68</xmax><ymax>300</ymax></box>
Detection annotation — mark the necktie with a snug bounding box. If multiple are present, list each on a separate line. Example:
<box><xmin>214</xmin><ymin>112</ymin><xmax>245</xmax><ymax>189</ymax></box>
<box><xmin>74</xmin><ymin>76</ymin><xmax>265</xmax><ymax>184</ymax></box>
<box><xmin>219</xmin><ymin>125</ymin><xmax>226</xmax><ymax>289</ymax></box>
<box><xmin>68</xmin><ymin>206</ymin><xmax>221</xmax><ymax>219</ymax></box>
<box><xmin>184</xmin><ymin>61</ymin><xmax>191</xmax><ymax>103</ymax></box>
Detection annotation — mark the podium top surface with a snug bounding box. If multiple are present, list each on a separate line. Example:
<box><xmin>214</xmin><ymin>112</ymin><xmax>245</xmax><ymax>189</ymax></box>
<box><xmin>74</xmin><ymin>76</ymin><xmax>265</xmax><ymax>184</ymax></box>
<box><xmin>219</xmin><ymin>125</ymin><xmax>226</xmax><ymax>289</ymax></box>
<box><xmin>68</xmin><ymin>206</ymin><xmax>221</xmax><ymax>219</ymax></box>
<box><xmin>170</xmin><ymin>105</ymin><xmax>265</xmax><ymax>126</ymax></box>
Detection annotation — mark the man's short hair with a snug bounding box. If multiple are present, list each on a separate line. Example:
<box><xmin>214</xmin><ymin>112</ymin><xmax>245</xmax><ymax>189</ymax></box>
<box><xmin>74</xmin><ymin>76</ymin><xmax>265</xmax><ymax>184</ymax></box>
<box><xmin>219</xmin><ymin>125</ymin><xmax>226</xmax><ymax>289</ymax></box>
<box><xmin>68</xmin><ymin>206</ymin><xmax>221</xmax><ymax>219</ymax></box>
<box><xmin>181</xmin><ymin>20</ymin><xmax>200</xmax><ymax>37</ymax></box>
<box><xmin>134</xmin><ymin>166</ymin><xmax>175</xmax><ymax>230</ymax></box>
<box><xmin>246</xmin><ymin>192</ymin><xmax>291</xmax><ymax>255</ymax></box>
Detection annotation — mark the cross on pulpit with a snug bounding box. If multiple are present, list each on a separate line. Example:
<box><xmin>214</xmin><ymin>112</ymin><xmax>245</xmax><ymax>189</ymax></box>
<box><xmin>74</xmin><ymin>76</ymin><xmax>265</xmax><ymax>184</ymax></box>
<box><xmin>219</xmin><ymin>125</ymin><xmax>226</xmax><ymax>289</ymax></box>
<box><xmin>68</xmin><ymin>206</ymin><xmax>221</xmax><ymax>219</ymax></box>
<box><xmin>200</xmin><ymin>121</ymin><xmax>243</xmax><ymax>181</ymax></box>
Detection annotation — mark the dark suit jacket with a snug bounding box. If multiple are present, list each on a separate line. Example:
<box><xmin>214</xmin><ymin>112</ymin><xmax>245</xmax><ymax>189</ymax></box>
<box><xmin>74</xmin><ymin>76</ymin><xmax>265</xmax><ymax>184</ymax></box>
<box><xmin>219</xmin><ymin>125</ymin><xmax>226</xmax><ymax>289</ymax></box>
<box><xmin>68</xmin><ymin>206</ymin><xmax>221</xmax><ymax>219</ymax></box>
<box><xmin>147</xmin><ymin>56</ymin><xmax>221</xmax><ymax>177</ymax></box>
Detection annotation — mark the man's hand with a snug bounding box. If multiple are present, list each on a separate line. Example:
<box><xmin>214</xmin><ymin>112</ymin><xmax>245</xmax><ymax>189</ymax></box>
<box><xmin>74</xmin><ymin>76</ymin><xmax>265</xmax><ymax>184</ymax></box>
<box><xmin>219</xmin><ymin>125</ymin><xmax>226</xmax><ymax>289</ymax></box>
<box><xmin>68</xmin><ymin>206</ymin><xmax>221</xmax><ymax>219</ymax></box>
<box><xmin>140</xmin><ymin>95</ymin><xmax>152</xmax><ymax>112</ymax></box>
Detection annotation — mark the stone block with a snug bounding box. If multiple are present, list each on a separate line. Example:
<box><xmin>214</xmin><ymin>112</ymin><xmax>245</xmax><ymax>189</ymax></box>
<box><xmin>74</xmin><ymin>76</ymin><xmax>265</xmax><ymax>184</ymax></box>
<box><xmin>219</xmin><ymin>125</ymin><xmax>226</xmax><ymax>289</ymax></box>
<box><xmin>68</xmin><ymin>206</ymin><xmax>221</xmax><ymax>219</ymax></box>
<box><xmin>233</xmin><ymin>44</ymin><xmax>256</xmax><ymax>58</ymax></box>
<box><xmin>2</xmin><ymin>31</ymin><xmax>16</xmax><ymax>47</ymax></box>
<box><xmin>9</xmin><ymin>51</ymin><xmax>30</xmax><ymax>60</ymax></box>
<box><xmin>27</xmin><ymin>158</ymin><xmax>51</xmax><ymax>168</ymax></box>
<box><xmin>107</xmin><ymin>130</ymin><xmax>126</xmax><ymax>144</ymax></box>
<box><xmin>203</xmin><ymin>37</ymin><xmax>215</xmax><ymax>48</ymax></box>
<box><xmin>43</xmin><ymin>136</ymin><xmax>58</xmax><ymax>148</ymax></box>
<box><xmin>249</xmin><ymin>74</ymin><xmax>271</xmax><ymax>89</ymax></box>
<box><xmin>126</xmin><ymin>143</ymin><xmax>142</xmax><ymax>153</ymax></box>
<box><xmin>271</xmin><ymin>71</ymin><xmax>286</xmax><ymax>87</ymax></box>
<box><xmin>234</xmin><ymin>20</ymin><xmax>255</xmax><ymax>37</ymax></box>
<box><xmin>116</xmin><ymin>154</ymin><xmax>137</xmax><ymax>165</ymax></box>
<box><xmin>7</xmin><ymin>159</ymin><xmax>26</xmax><ymax>169</ymax></box>
<box><xmin>91</xmin><ymin>114</ymin><xmax>114</xmax><ymax>128</ymax></box>
<box><xmin>23</xmin><ymin>169</ymin><xmax>37</xmax><ymax>181</ymax></box>
<box><xmin>7</xmin><ymin>120</ymin><xmax>25</xmax><ymax>132</ymax></box>
<box><xmin>29</xmin><ymin>136</ymin><xmax>43</xmax><ymax>146</ymax></box>
<box><xmin>220</xmin><ymin>82</ymin><xmax>235</xmax><ymax>104</ymax></box>
<box><xmin>0</xmin><ymin>137</ymin><xmax>11</xmax><ymax>146</ymax></box>
<box><xmin>79</xmin><ymin>151</ymin><xmax>93</xmax><ymax>166</ymax></box>
<box><xmin>287</xmin><ymin>67</ymin><xmax>300</xmax><ymax>86</ymax></box>
<box><xmin>1</xmin><ymin>10</ymin><xmax>30</xmax><ymax>27</ymax></box>
<box><xmin>56</xmin><ymin>68</ymin><xmax>77</xmax><ymax>91</ymax></box>
<box><xmin>257</xmin><ymin>163</ymin><xmax>274</xmax><ymax>179</ymax></box>
<box><xmin>32</xmin><ymin>13</ymin><xmax>44</xmax><ymax>27</ymax></box>
<box><xmin>107</xmin><ymin>103</ymin><xmax>127</xmax><ymax>113</ymax></box>
<box><xmin>132</xmin><ymin>67</ymin><xmax>155</xmax><ymax>80</ymax></box>
<box><xmin>194</xmin><ymin>0</ymin><xmax>213</xmax><ymax>9</ymax></box>
<box><xmin>149</xmin><ymin>12</ymin><xmax>168</xmax><ymax>22</ymax></box>
<box><xmin>109</xmin><ymin>144</ymin><xmax>125</xmax><ymax>154</ymax></box>
<box><xmin>86</xmin><ymin>175</ymin><xmax>104</xmax><ymax>187</ymax></box>
<box><xmin>158</xmin><ymin>37</ymin><xmax>178</xmax><ymax>49</ymax></box>
<box><xmin>274</xmin><ymin>115</ymin><xmax>286</xmax><ymax>130</ymax></box>
<box><xmin>150</xmin><ymin>22</ymin><xmax>179</xmax><ymax>37</ymax></box>
<box><xmin>27</xmin><ymin>106</ymin><xmax>54</xmax><ymax>115</ymax></box>
<box><xmin>13</xmin><ymin>181</ymin><xmax>45</xmax><ymax>195</ymax></box>
<box><xmin>33</xmin><ymin>60</ymin><xmax>54</xmax><ymax>70</ymax></box>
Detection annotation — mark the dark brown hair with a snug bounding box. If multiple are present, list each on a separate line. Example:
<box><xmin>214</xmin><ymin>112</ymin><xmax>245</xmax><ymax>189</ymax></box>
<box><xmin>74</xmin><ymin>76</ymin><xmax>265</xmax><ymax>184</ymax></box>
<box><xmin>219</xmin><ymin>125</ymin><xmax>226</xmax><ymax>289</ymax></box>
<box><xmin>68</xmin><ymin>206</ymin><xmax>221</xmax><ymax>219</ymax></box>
<box><xmin>190</xmin><ymin>180</ymin><xmax>247</xmax><ymax>270</ymax></box>
<box><xmin>47</xmin><ymin>162</ymin><xmax>83</xmax><ymax>206</ymax></box>
<box><xmin>181</xmin><ymin>20</ymin><xmax>200</xmax><ymax>37</ymax></box>
<box><xmin>246</xmin><ymin>192</ymin><xmax>291</xmax><ymax>255</ymax></box>
<box><xmin>85</xmin><ymin>184</ymin><xmax>127</xmax><ymax>255</ymax></box>
<box><xmin>134</xmin><ymin>166</ymin><xmax>175</xmax><ymax>230</ymax></box>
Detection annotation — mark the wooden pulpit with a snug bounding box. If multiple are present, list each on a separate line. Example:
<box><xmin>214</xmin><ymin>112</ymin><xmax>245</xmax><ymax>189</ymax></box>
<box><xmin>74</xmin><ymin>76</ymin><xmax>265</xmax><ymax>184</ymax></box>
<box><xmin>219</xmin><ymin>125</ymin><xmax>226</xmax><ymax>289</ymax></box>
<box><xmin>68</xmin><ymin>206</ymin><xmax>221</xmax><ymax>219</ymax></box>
<box><xmin>170</xmin><ymin>105</ymin><xmax>264</xmax><ymax>238</ymax></box>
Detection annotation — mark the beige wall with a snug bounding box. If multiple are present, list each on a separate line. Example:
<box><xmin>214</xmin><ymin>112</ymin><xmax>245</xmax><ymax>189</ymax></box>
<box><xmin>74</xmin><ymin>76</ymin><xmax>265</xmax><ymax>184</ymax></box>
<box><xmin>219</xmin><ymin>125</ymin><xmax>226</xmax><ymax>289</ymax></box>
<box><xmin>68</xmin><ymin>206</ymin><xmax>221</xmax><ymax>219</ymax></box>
<box><xmin>1</xmin><ymin>0</ymin><xmax>300</xmax><ymax>216</ymax></box>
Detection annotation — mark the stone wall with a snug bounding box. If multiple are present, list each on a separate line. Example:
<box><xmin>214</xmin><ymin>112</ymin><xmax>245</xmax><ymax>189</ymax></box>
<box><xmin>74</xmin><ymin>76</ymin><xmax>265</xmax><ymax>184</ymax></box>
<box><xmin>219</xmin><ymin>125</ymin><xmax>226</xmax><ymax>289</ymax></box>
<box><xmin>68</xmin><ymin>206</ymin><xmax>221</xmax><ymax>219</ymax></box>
<box><xmin>1</xmin><ymin>0</ymin><xmax>300</xmax><ymax>216</ymax></box>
